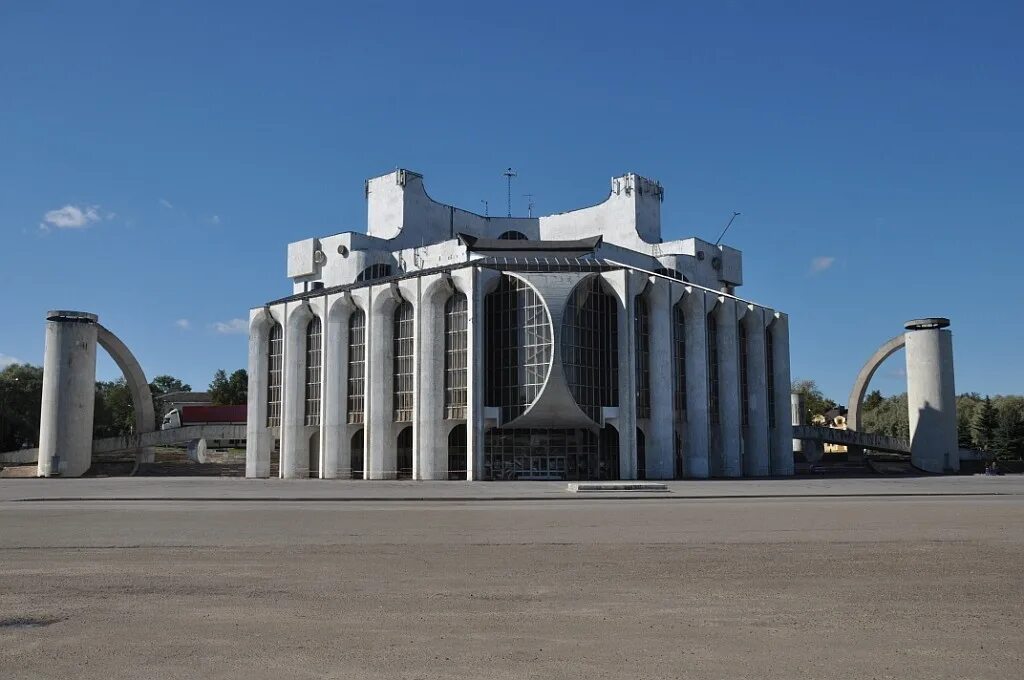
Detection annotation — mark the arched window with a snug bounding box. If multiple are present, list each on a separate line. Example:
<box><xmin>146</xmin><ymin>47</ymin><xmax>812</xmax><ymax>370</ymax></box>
<box><xmin>444</xmin><ymin>293</ymin><xmax>468</xmax><ymax>419</ymax></box>
<box><xmin>393</xmin><ymin>301</ymin><xmax>415</xmax><ymax>422</ymax></box>
<box><xmin>304</xmin><ymin>316</ymin><xmax>322</xmax><ymax>426</ymax></box>
<box><xmin>447</xmin><ymin>424</ymin><xmax>467</xmax><ymax>480</ymax></box>
<box><xmin>738</xmin><ymin>321</ymin><xmax>749</xmax><ymax>427</ymax></box>
<box><xmin>636</xmin><ymin>428</ymin><xmax>647</xmax><ymax>480</ymax></box>
<box><xmin>766</xmin><ymin>325</ymin><xmax>776</xmax><ymax>428</ymax></box>
<box><xmin>347</xmin><ymin>310</ymin><xmax>365</xmax><ymax>424</ymax></box>
<box><xmin>396</xmin><ymin>426</ymin><xmax>413</xmax><ymax>479</ymax></box>
<box><xmin>707</xmin><ymin>311</ymin><xmax>720</xmax><ymax>426</ymax></box>
<box><xmin>673</xmin><ymin>303</ymin><xmax>686</xmax><ymax>418</ymax></box>
<box><xmin>562</xmin><ymin>276</ymin><xmax>618</xmax><ymax>422</ymax></box>
<box><xmin>484</xmin><ymin>275</ymin><xmax>553</xmax><ymax>423</ymax></box>
<box><xmin>634</xmin><ymin>295</ymin><xmax>651</xmax><ymax>419</ymax></box>
<box><xmin>498</xmin><ymin>230</ymin><xmax>528</xmax><ymax>240</ymax></box>
<box><xmin>350</xmin><ymin>430</ymin><xmax>364</xmax><ymax>479</ymax></box>
<box><xmin>355</xmin><ymin>263</ymin><xmax>393</xmax><ymax>282</ymax></box>
<box><xmin>266</xmin><ymin>323</ymin><xmax>283</xmax><ymax>427</ymax></box>
<box><xmin>599</xmin><ymin>424</ymin><xmax>620</xmax><ymax>481</ymax></box>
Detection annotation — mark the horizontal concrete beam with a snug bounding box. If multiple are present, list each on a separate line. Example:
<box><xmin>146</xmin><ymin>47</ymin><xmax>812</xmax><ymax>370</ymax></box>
<box><xmin>792</xmin><ymin>425</ymin><xmax>909</xmax><ymax>454</ymax></box>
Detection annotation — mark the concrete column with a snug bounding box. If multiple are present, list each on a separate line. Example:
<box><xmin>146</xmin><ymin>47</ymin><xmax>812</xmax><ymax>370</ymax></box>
<box><xmin>416</xmin><ymin>276</ymin><xmax>451</xmax><ymax>480</ymax></box>
<box><xmin>463</xmin><ymin>268</ymin><xmax>490</xmax><ymax>481</ymax></box>
<box><xmin>905</xmin><ymin>318</ymin><xmax>958</xmax><ymax>473</ymax></box>
<box><xmin>769</xmin><ymin>313</ymin><xmax>794</xmax><ymax>475</ymax></box>
<box><xmin>743</xmin><ymin>306</ymin><xmax>771</xmax><ymax>476</ymax></box>
<box><xmin>245</xmin><ymin>309</ymin><xmax>273</xmax><ymax>478</ymax></box>
<box><xmin>646</xmin><ymin>281</ymin><xmax>675</xmax><ymax>479</ymax></box>
<box><xmin>37</xmin><ymin>311</ymin><xmax>98</xmax><ymax>477</ymax></box>
<box><xmin>367</xmin><ymin>285</ymin><xmax>400</xmax><ymax>479</ymax></box>
<box><xmin>322</xmin><ymin>294</ymin><xmax>353</xmax><ymax>479</ymax></box>
<box><xmin>715</xmin><ymin>299</ymin><xmax>742</xmax><ymax>477</ymax></box>
<box><xmin>682</xmin><ymin>289</ymin><xmax>709</xmax><ymax>478</ymax></box>
<box><xmin>606</xmin><ymin>270</ymin><xmax>641</xmax><ymax>479</ymax></box>
<box><xmin>281</xmin><ymin>303</ymin><xmax>313</xmax><ymax>479</ymax></box>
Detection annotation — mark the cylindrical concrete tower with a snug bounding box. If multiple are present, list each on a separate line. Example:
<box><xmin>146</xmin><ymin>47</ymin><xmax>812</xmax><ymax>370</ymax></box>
<box><xmin>904</xmin><ymin>318</ymin><xmax>958</xmax><ymax>473</ymax></box>
<box><xmin>37</xmin><ymin>311</ymin><xmax>99</xmax><ymax>477</ymax></box>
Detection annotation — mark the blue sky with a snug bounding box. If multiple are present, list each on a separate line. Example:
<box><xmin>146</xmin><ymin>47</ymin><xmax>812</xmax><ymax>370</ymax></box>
<box><xmin>1</xmin><ymin>1</ymin><xmax>1022</xmax><ymax>401</ymax></box>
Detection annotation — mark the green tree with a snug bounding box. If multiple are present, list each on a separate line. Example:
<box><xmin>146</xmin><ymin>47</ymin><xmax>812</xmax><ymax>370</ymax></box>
<box><xmin>860</xmin><ymin>392</ymin><xmax>910</xmax><ymax>440</ymax></box>
<box><xmin>209</xmin><ymin>369</ymin><xmax>248</xmax><ymax>405</ymax></box>
<box><xmin>863</xmin><ymin>390</ymin><xmax>885</xmax><ymax>411</ymax></box>
<box><xmin>971</xmin><ymin>397</ymin><xmax>998</xmax><ymax>451</ymax></box>
<box><xmin>150</xmin><ymin>375</ymin><xmax>191</xmax><ymax>396</ymax></box>
<box><xmin>0</xmin><ymin>363</ymin><xmax>44</xmax><ymax>451</ymax></box>
<box><xmin>956</xmin><ymin>393</ymin><xmax>983</xmax><ymax>449</ymax></box>
<box><xmin>791</xmin><ymin>379</ymin><xmax>838</xmax><ymax>423</ymax></box>
<box><xmin>993</xmin><ymin>397</ymin><xmax>1024</xmax><ymax>461</ymax></box>
<box><xmin>93</xmin><ymin>379</ymin><xmax>135</xmax><ymax>438</ymax></box>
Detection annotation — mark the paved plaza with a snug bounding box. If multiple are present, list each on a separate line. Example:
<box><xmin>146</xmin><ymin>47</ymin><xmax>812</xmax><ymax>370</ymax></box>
<box><xmin>2</xmin><ymin>476</ymin><xmax>1022</xmax><ymax>679</ymax></box>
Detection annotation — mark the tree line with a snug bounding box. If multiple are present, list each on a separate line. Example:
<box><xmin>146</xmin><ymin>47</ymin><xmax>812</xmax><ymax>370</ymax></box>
<box><xmin>0</xmin><ymin>364</ymin><xmax>247</xmax><ymax>451</ymax></box>
<box><xmin>792</xmin><ymin>379</ymin><xmax>1024</xmax><ymax>461</ymax></box>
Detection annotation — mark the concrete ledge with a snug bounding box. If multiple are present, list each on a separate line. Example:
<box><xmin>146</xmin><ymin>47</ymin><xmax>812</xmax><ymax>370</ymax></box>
<box><xmin>567</xmin><ymin>482</ymin><xmax>669</xmax><ymax>493</ymax></box>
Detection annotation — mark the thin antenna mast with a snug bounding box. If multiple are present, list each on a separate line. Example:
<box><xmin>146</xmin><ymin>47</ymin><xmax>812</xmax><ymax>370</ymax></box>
<box><xmin>713</xmin><ymin>212</ymin><xmax>741</xmax><ymax>246</ymax></box>
<box><xmin>480</xmin><ymin>200</ymin><xmax>489</xmax><ymax>217</ymax></box>
<box><xmin>503</xmin><ymin>168</ymin><xmax>517</xmax><ymax>217</ymax></box>
<box><xmin>523</xmin><ymin>193</ymin><xmax>534</xmax><ymax>217</ymax></box>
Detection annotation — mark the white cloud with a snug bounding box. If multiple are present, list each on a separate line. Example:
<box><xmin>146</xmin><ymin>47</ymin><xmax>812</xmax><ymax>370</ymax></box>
<box><xmin>212</xmin><ymin>318</ymin><xmax>248</xmax><ymax>335</ymax></box>
<box><xmin>0</xmin><ymin>353</ymin><xmax>23</xmax><ymax>369</ymax></box>
<box><xmin>810</xmin><ymin>256</ymin><xmax>836</xmax><ymax>274</ymax></box>
<box><xmin>159</xmin><ymin>198</ymin><xmax>174</xmax><ymax>209</ymax></box>
<box><xmin>174</xmin><ymin>319</ymin><xmax>191</xmax><ymax>330</ymax></box>
<box><xmin>208</xmin><ymin>214</ymin><xmax>222</xmax><ymax>225</ymax></box>
<box><xmin>39</xmin><ymin>204</ymin><xmax>103</xmax><ymax>230</ymax></box>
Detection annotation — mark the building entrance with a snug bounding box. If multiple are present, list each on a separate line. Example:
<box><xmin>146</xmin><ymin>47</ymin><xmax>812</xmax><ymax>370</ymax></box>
<box><xmin>484</xmin><ymin>428</ymin><xmax>620</xmax><ymax>481</ymax></box>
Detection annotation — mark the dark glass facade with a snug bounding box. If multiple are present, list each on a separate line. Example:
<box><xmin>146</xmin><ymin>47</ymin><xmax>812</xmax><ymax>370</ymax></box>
<box><xmin>444</xmin><ymin>293</ymin><xmax>468</xmax><ymax>419</ymax></box>
<box><xmin>346</xmin><ymin>310</ymin><xmax>365</xmax><ymax>424</ymax></box>
<box><xmin>266</xmin><ymin>323</ymin><xmax>283</xmax><ymax>427</ymax></box>
<box><xmin>634</xmin><ymin>295</ymin><xmax>651</xmax><ymax>419</ymax></box>
<box><xmin>393</xmin><ymin>301</ymin><xmax>414</xmax><ymax>422</ymax></box>
<box><xmin>484</xmin><ymin>275</ymin><xmax>552</xmax><ymax>423</ymax></box>
<box><xmin>561</xmin><ymin>276</ymin><xmax>619</xmax><ymax>422</ymax></box>
<box><xmin>304</xmin><ymin>317</ymin><xmax>322</xmax><ymax>426</ymax></box>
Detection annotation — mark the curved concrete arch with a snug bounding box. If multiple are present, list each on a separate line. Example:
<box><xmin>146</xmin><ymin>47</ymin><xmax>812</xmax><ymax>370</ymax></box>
<box><xmin>847</xmin><ymin>333</ymin><xmax>906</xmax><ymax>431</ymax></box>
<box><xmin>96</xmin><ymin>324</ymin><xmax>155</xmax><ymax>442</ymax></box>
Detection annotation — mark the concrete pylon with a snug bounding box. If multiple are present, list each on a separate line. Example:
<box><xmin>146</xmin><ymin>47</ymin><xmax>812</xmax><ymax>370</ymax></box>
<box><xmin>37</xmin><ymin>311</ymin><xmax>99</xmax><ymax>477</ymax></box>
<box><xmin>904</xmin><ymin>318</ymin><xmax>958</xmax><ymax>473</ymax></box>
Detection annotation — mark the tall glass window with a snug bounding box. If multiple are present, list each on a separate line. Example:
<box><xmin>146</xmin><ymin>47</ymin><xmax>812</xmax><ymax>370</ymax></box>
<box><xmin>738</xmin><ymin>321</ymin><xmax>749</xmax><ymax>427</ymax></box>
<box><xmin>266</xmin><ymin>323</ymin><xmax>283</xmax><ymax>427</ymax></box>
<box><xmin>484</xmin><ymin>275</ymin><xmax>553</xmax><ymax>423</ymax></box>
<box><xmin>393</xmin><ymin>300</ymin><xmax>415</xmax><ymax>422</ymax></box>
<box><xmin>561</xmin><ymin>276</ymin><xmax>618</xmax><ymax>422</ymax></box>
<box><xmin>304</xmin><ymin>317</ymin><xmax>322</xmax><ymax>426</ymax></box>
<box><xmin>707</xmin><ymin>311</ymin><xmax>720</xmax><ymax>426</ymax></box>
<box><xmin>673</xmin><ymin>303</ymin><xmax>686</xmax><ymax>418</ymax></box>
<box><xmin>634</xmin><ymin>295</ymin><xmax>651</xmax><ymax>420</ymax></box>
<box><xmin>766</xmin><ymin>326</ymin><xmax>776</xmax><ymax>428</ymax></box>
<box><xmin>347</xmin><ymin>310</ymin><xmax>365</xmax><ymax>424</ymax></box>
<box><xmin>444</xmin><ymin>293</ymin><xmax>468</xmax><ymax>419</ymax></box>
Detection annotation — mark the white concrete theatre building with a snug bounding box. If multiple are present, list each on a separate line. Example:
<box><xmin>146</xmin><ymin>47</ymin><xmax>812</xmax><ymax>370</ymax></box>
<box><xmin>245</xmin><ymin>169</ymin><xmax>793</xmax><ymax>480</ymax></box>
